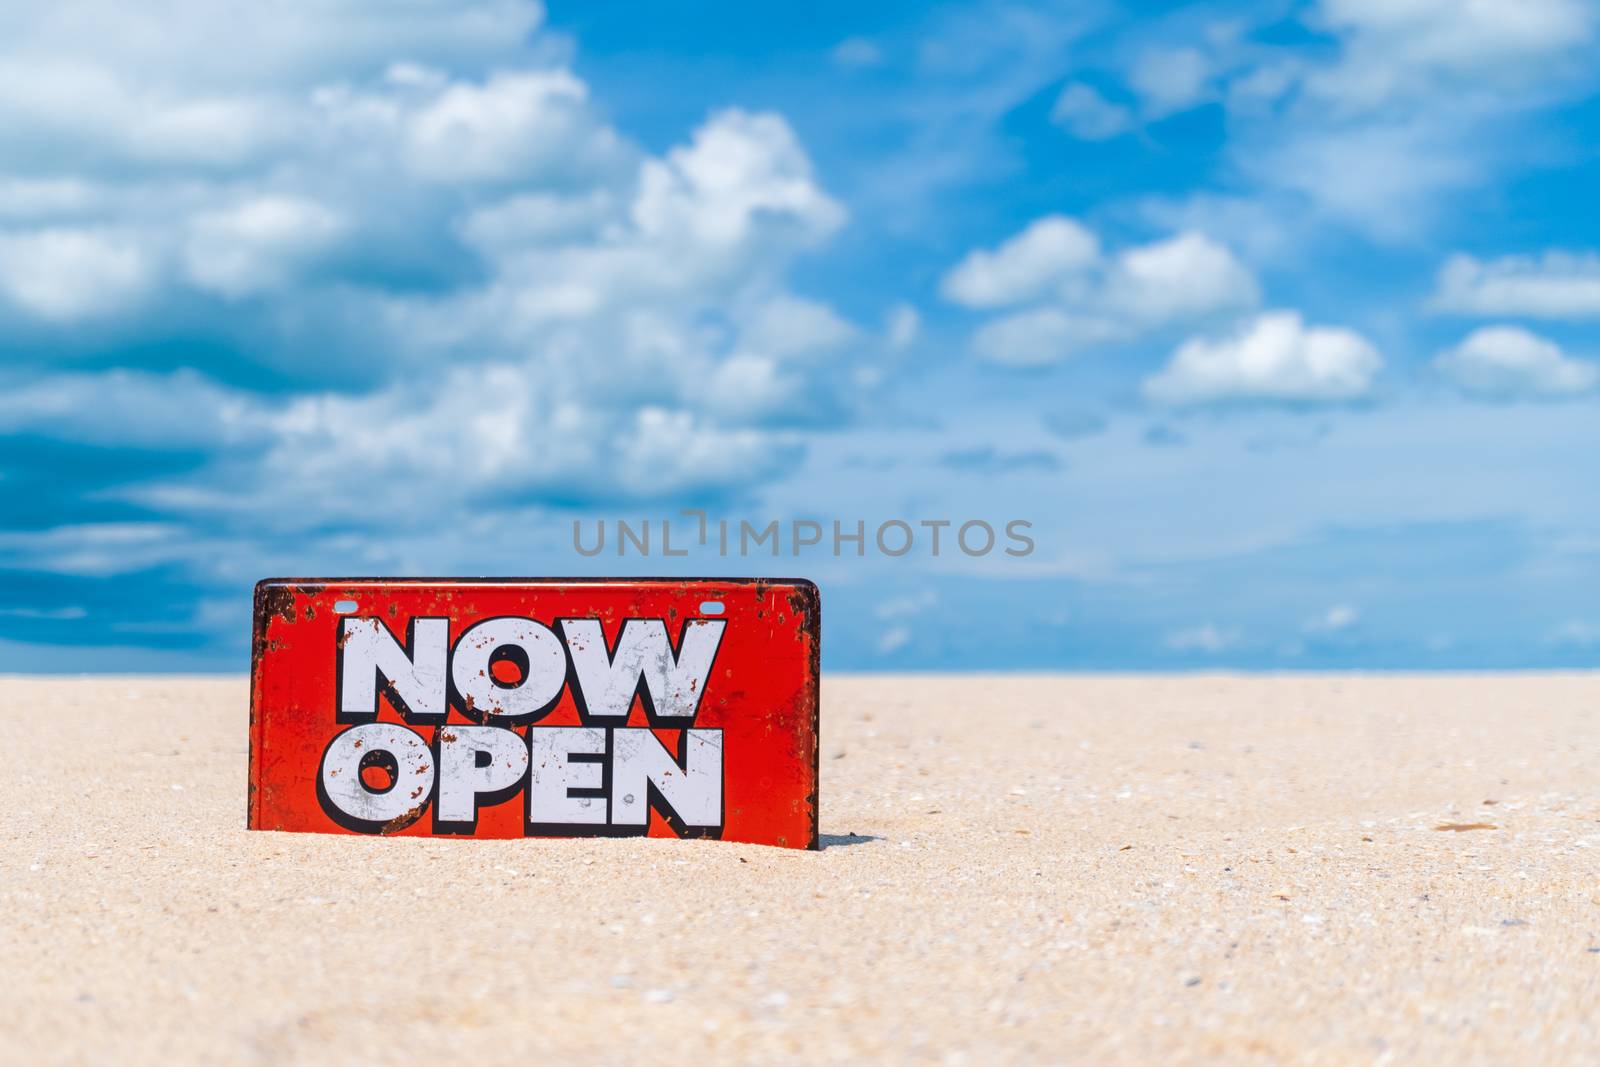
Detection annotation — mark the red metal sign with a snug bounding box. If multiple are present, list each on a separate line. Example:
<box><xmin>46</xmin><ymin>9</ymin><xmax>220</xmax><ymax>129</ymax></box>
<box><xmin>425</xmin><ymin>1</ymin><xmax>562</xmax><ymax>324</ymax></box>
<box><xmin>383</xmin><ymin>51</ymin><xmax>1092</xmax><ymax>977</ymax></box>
<box><xmin>250</xmin><ymin>578</ymin><xmax>820</xmax><ymax>849</ymax></box>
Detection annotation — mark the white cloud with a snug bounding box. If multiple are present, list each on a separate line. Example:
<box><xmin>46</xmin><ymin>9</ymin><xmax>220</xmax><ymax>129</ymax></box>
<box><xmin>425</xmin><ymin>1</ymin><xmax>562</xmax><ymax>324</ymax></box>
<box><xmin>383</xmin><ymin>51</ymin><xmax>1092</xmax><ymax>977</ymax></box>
<box><xmin>0</xmin><ymin>178</ymin><xmax>108</xmax><ymax>219</ymax></box>
<box><xmin>1243</xmin><ymin>121</ymin><xmax>1478</xmax><ymax>239</ymax></box>
<box><xmin>132</xmin><ymin>97</ymin><xmax>295</xmax><ymax>168</ymax></box>
<box><xmin>260</xmin><ymin>362</ymin><xmax>800</xmax><ymax>520</ymax></box>
<box><xmin>457</xmin><ymin>190</ymin><xmax>616</xmax><ymax>252</ymax></box>
<box><xmin>1548</xmin><ymin>620</ymin><xmax>1600</xmax><ymax>648</ymax></box>
<box><xmin>0</xmin><ymin>9</ymin><xmax>636</xmax><ymax>329</ymax></box>
<box><xmin>1435</xmin><ymin>326</ymin><xmax>1598</xmax><ymax>398</ymax></box>
<box><xmin>379</xmin><ymin>106</ymin><xmax>861</xmax><ymax>413</ymax></box>
<box><xmin>0</xmin><ymin>368</ymin><xmax>266</xmax><ymax>448</ymax></box>
<box><xmin>940</xmin><ymin>215</ymin><xmax>1099</xmax><ymax>308</ymax></box>
<box><xmin>0</xmin><ymin>4</ymin><xmax>871</xmax><ymax>522</ymax></box>
<box><xmin>0</xmin><ymin>522</ymin><xmax>190</xmax><ymax>578</ymax></box>
<box><xmin>1310</xmin><ymin>0</ymin><xmax>1595</xmax><ymax>106</ymax></box>
<box><xmin>0</xmin><ymin>2</ymin><xmax>548</xmax><ymax>175</ymax></box>
<box><xmin>946</xmin><ymin>220</ymin><xmax>1258</xmax><ymax>365</ymax></box>
<box><xmin>885</xmin><ymin>303</ymin><xmax>920</xmax><ymax>351</ymax></box>
<box><xmin>738</xmin><ymin>294</ymin><xmax>857</xmax><ymax>359</ymax></box>
<box><xmin>403</xmin><ymin>70</ymin><xmax>622</xmax><ymax>183</ymax></box>
<box><xmin>1306</xmin><ymin>604</ymin><xmax>1359</xmax><ymax>633</ymax></box>
<box><xmin>1133</xmin><ymin>0</ymin><xmax>1598</xmax><ymax>246</ymax></box>
<box><xmin>1129</xmin><ymin>46</ymin><xmax>1211</xmax><ymax>115</ymax></box>
<box><xmin>0</xmin><ymin>59</ymin><xmax>294</xmax><ymax>170</ymax></box>
<box><xmin>633</xmin><ymin>109</ymin><xmax>844</xmax><ymax>249</ymax></box>
<box><xmin>1226</xmin><ymin>61</ymin><xmax>1302</xmax><ymax>113</ymax></box>
<box><xmin>1104</xmin><ymin>232</ymin><xmax>1258</xmax><ymax>322</ymax></box>
<box><xmin>875</xmin><ymin>590</ymin><xmax>936</xmax><ymax>620</ymax></box>
<box><xmin>1135</xmin><ymin>191</ymin><xmax>1297</xmax><ymax>263</ymax></box>
<box><xmin>830</xmin><ymin>37</ymin><xmax>883</xmax><ymax>69</ymax></box>
<box><xmin>877</xmin><ymin>626</ymin><xmax>912</xmax><ymax>655</ymax></box>
<box><xmin>182</xmin><ymin>196</ymin><xmax>342</xmax><ymax>297</ymax></box>
<box><xmin>0</xmin><ymin>2</ymin><xmax>544</xmax><ymax>107</ymax></box>
<box><xmin>1164</xmin><ymin>623</ymin><xmax>1239</xmax><ymax>653</ymax></box>
<box><xmin>1049</xmin><ymin>83</ymin><xmax>1132</xmax><ymax>140</ymax></box>
<box><xmin>0</xmin><ymin>227</ymin><xmax>154</xmax><ymax>320</ymax></box>
<box><xmin>612</xmin><ymin>407</ymin><xmax>798</xmax><ymax>498</ymax></box>
<box><xmin>248</xmin><ymin>108</ymin><xmax>854</xmax><ymax>509</ymax></box>
<box><xmin>702</xmin><ymin>355</ymin><xmax>801</xmax><ymax>421</ymax></box>
<box><xmin>971</xmin><ymin>308</ymin><xmax>1124</xmax><ymax>367</ymax></box>
<box><xmin>1432</xmin><ymin>251</ymin><xmax>1600</xmax><ymax>319</ymax></box>
<box><xmin>1144</xmin><ymin>311</ymin><xmax>1382</xmax><ymax>406</ymax></box>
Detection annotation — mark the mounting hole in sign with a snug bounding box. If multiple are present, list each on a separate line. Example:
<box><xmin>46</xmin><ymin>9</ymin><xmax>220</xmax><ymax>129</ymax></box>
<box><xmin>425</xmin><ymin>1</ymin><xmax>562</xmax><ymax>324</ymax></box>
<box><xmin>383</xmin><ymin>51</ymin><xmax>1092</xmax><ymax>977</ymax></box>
<box><xmin>699</xmin><ymin>600</ymin><xmax>724</xmax><ymax>615</ymax></box>
<box><xmin>333</xmin><ymin>599</ymin><xmax>359</xmax><ymax>614</ymax></box>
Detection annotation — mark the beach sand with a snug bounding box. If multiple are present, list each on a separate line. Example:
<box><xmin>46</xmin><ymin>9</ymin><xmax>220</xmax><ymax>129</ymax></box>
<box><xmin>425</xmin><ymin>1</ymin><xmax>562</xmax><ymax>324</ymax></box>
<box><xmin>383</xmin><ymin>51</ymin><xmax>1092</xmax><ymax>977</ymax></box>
<box><xmin>3</xmin><ymin>674</ymin><xmax>1597</xmax><ymax>1064</ymax></box>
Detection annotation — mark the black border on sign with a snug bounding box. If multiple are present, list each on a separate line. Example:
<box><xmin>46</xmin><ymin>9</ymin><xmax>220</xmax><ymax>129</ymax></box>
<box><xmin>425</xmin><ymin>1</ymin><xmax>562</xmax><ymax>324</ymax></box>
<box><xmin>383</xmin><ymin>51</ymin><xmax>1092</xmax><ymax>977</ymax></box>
<box><xmin>248</xmin><ymin>576</ymin><xmax>821</xmax><ymax>850</ymax></box>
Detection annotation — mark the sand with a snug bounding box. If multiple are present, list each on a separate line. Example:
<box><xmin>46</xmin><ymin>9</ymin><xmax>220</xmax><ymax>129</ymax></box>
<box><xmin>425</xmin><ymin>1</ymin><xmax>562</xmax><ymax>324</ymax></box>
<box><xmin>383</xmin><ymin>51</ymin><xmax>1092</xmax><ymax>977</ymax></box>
<box><xmin>2</xmin><ymin>673</ymin><xmax>1597</xmax><ymax>1064</ymax></box>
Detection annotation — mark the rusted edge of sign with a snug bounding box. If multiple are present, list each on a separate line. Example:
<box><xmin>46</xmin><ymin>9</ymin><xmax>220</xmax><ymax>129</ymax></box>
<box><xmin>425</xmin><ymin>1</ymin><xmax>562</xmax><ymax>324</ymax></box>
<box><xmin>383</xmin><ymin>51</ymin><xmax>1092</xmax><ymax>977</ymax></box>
<box><xmin>248</xmin><ymin>576</ymin><xmax>822</xmax><ymax>849</ymax></box>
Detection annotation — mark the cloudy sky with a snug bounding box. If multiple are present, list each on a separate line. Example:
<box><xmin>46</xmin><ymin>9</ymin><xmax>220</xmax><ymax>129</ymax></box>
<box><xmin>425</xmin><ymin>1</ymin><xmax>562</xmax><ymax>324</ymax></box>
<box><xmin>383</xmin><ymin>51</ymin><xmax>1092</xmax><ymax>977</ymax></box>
<box><xmin>3</xmin><ymin>0</ymin><xmax>1599</xmax><ymax>671</ymax></box>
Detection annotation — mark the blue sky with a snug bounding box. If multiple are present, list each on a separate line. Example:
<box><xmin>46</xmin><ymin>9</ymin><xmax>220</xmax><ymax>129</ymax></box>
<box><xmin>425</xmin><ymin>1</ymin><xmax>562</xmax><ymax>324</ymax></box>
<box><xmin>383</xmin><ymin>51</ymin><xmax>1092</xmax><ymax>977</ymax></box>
<box><xmin>3</xmin><ymin>0</ymin><xmax>1600</xmax><ymax>671</ymax></box>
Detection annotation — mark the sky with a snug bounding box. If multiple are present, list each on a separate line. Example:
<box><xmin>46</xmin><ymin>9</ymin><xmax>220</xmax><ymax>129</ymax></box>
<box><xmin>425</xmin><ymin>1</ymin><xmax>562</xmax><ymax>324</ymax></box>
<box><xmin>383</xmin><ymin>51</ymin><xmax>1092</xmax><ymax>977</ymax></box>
<box><xmin>2</xmin><ymin>0</ymin><xmax>1599</xmax><ymax>672</ymax></box>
